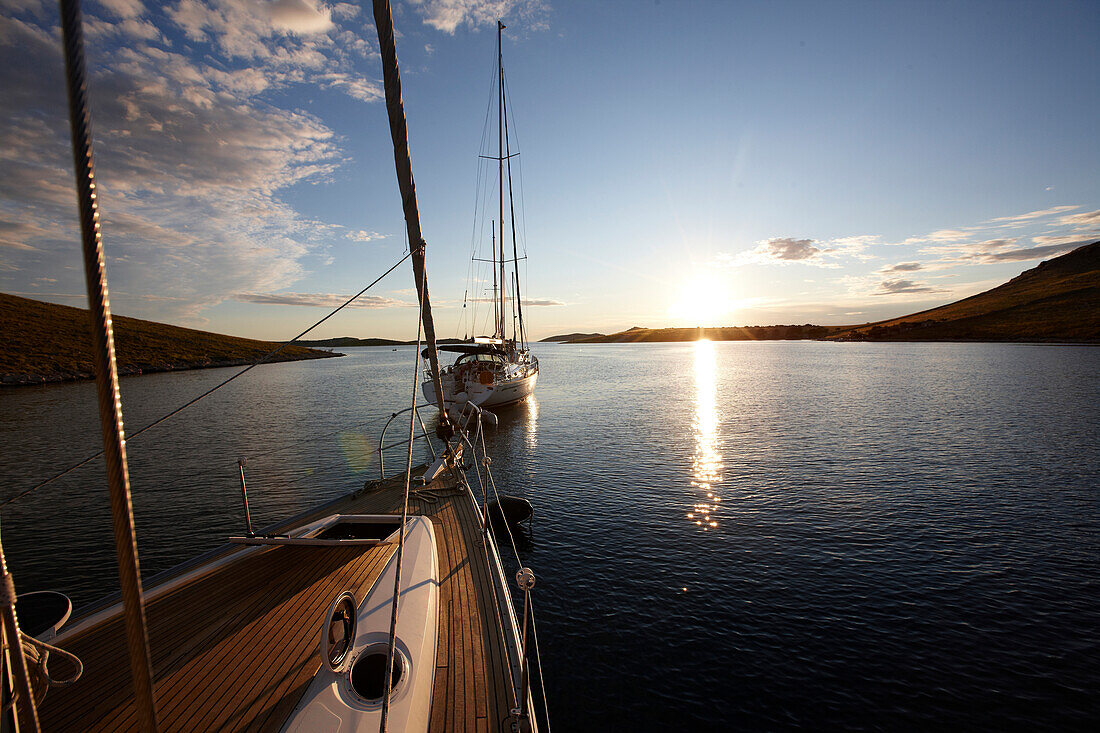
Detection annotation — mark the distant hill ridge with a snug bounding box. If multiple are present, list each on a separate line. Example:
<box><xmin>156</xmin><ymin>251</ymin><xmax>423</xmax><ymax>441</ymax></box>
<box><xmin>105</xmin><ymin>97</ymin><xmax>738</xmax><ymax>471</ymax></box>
<box><xmin>1</xmin><ymin>292</ymin><xmax>339</xmax><ymax>386</ymax></box>
<box><xmin>830</xmin><ymin>240</ymin><xmax>1099</xmax><ymax>341</ymax></box>
<box><xmin>572</xmin><ymin>241</ymin><xmax>1099</xmax><ymax>344</ymax></box>
<box><xmin>298</xmin><ymin>336</ymin><xmax>468</xmax><ymax>347</ymax></box>
<box><xmin>574</xmin><ymin>324</ymin><xmax>838</xmax><ymax>343</ymax></box>
<box><xmin>538</xmin><ymin>332</ymin><xmax>606</xmax><ymax>343</ymax></box>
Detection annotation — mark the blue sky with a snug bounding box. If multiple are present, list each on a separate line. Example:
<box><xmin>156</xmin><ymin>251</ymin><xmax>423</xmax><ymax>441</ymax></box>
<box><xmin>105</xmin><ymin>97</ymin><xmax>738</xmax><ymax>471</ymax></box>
<box><xmin>1</xmin><ymin>0</ymin><xmax>1098</xmax><ymax>340</ymax></box>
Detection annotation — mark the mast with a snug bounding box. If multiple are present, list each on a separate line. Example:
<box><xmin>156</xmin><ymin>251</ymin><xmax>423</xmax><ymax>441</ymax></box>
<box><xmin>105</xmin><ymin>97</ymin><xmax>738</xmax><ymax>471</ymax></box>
<box><xmin>372</xmin><ymin>0</ymin><xmax>447</xmax><ymax>413</ymax></box>
<box><xmin>497</xmin><ymin>20</ymin><xmax>507</xmax><ymax>342</ymax></box>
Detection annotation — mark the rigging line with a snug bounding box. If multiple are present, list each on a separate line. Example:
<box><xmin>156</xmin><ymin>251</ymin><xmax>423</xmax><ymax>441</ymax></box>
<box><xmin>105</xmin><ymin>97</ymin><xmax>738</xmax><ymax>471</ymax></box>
<box><xmin>464</xmin><ymin>59</ymin><xmax>497</xmax><ymax>340</ymax></box>
<box><xmin>513</xmin><ymin>132</ymin><xmax>529</xmax><ymax>258</ymax></box>
<box><xmin>159</xmin><ymin>413</ymin><xmax>418</xmax><ymax>497</ymax></box>
<box><xmin>527</xmin><ymin>597</ymin><xmax>553</xmax><ymax>733</ymax></box>
<box><xmin>223</xmin><ymin>417</ymin><xmax>376</xmax><ymax>464</ymax></box>
<box><xmin>502</xmin><ymin>67</ymin><xmax>525</xmax><ymax>346</ymax></box>
<box><xmin>476</xmin><ymin>428</ymin><xmax>524</xmax><ymax>569</ymax></box>
<box><xmin>500</xmin><ymin>76</ymin><xmax>529</xmax><ymax>260</ymax></box>
<box><xmin>381</xmin><ymin>263</ymin><xmax>426</xmax><ymax>732</ymax></box>
<box><xmin>2</xmin><ymin>251</ymin><xmax>412</xmax><ymax>510</ymax></box>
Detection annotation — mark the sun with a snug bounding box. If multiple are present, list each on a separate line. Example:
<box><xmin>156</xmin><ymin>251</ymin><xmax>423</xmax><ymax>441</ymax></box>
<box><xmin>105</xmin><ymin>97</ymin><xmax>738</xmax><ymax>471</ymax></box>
<box><xmin>669</xmin><ymin>273</ymin><xmax>733</xmax><ymax>326</ymax></box>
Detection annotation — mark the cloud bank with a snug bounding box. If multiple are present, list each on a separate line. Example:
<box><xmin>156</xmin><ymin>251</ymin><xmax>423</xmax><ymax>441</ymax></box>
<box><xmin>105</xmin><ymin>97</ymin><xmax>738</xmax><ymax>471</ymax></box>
<box><xmin>0</xmin><ymin>1</ymin><xmax>403</xmax><ymax>323</ymax></box>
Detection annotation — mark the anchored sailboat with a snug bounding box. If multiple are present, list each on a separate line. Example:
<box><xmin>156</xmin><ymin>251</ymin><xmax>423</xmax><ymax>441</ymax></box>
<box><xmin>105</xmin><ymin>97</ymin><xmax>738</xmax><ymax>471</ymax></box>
<box><xmin>1</xmin><ymin>3</ymin><xmax>548</xmax><ymax>731</ymax></box>
<box><xmin>424</xmin><ymin>21</ymin><xmax>539</xmax><ymax>410</ymax></box>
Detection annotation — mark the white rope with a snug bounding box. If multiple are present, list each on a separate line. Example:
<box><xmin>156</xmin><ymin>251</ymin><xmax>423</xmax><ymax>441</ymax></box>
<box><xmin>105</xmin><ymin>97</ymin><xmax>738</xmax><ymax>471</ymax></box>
<box><xmin>20</xmin><ymin>633</ymin><xmax>84</xmax><ymax>708</ymax></box>
<box><xmin>0</xmin><ymin>635</ymin><xmax>84</xmax><ymax>714</ymax></box>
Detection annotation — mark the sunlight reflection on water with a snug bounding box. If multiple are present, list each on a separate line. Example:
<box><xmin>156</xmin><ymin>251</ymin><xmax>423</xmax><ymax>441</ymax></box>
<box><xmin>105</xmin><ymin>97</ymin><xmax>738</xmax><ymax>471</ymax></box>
<box><xmin>688</xmin><ymin>340</ymin><xmax>722</xmax><ymax>531</ymax></box>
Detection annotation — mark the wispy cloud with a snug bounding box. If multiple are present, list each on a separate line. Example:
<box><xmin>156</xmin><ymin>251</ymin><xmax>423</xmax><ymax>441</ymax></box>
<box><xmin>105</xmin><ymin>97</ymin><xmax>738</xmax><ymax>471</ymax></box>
<box><xmin>1058</xmin><ymin>209</ymin><xmax>1100</xmax><ymax>229</ymax></box>
<box><xmin>987</xmin><ymin>205</ymin><xmax>1078</xmax><ymax>224</ymax></box>
<box><xmin>923</xmin><ymin>236</ymin><xmax>1093</xmax><ymax>264</ymax></box>
<box><xmin>266</xmin><ymin>0</ymin><xmax>335</xmax><ymax>33</ymax></box>
<box><xmin>235</xmin><ymin>292</ymin><xmax>412</xmax><ymax>308</ymax></box>
<box><xmin>879</xmin><ymin>261</ymin><xmax>923</xmax><ymax>273</ymax></box>
<box><xmin>346</xmin><ymin>229</ymin><xmax>389</xmax><ymax>242</ymax></box>
<box><xmin>726</xmin><ymin>234</ymin><xmax>881</xmax><ymax>268</ymax></box>
<box><xmin>967</xmin><ymin>242</ymin><xmax>1092</xmax><ymax>262</ymax></box>
<box><xmin>873</xmin><ymin>279</ymin><xmax>946</xmax><ymax>295</ymax></box>
<box><xmin>99</xmin><ymin>0</ymin><xmax>145</xmax><ymax>20</ymax></box>
<box><xmin>468</xmin><ymin>296</ymin><xmax>564</xmax><ymax>306</ymax></box>
<box><xmin>729</xmin><ymin>237</ymin><xmax>834</xmax><ymax>267</ymax></box>
<box><xmin>903</xmin><ymin>228</ymin><xmax>970</xmax><ymax>244</ymax></box>
<box><xmin>754</xmin><ymin>238</ymin><xmax>821</xmax><ymax>261</ymax></box>
<box><xmin>408</xmin><ymin>0</ymin><xmax>550</xmax><ymax>34</ymax></box>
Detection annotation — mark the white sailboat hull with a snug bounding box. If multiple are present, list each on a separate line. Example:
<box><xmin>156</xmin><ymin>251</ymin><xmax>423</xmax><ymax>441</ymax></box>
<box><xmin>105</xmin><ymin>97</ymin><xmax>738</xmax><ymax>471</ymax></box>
<box><xmin>422</xmin><ymin>367</ymin><xmax>537</xmax><ymax>409</ymax></box>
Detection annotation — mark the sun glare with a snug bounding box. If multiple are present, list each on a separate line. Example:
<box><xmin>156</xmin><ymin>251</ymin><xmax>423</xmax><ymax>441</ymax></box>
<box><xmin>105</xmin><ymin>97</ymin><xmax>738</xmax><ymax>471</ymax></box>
<box><xmin>669</xmin><ymin>273</ymin><xmax>733</xmax><ymax>326</ymax></box>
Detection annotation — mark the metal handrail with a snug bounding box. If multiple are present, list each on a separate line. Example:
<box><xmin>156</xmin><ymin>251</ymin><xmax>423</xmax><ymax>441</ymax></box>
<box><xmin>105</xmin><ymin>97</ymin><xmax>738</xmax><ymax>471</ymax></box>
<box><xmin>377</xmin><ymin>406</ymin><xmax>436</xmax><ymax>478</ymax></box>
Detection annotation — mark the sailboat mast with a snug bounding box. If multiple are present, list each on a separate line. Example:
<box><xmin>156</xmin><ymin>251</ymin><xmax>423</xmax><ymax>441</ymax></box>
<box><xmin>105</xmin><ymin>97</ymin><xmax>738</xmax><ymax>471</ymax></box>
<box><xmin>372</xmin><ymin>0</ymin><xmax>447</xmax><ymax>412</ymax></box>
<box><xmin>497</xmin><ymin>20</ymin><xmax>506</xmax><ymax>341</ymax></box>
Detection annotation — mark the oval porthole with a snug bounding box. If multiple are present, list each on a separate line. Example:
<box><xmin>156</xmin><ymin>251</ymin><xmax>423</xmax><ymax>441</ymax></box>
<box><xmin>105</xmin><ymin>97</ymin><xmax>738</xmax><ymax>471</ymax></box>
<box><xmin>349</xmin><ymin>643</ymin><xmax>408</xmax><ymax>703</ymax></box>
<box><xmin>321</xmin><ymin>591</ymin><xmax>357</xmax><ymax>672</ymax></box>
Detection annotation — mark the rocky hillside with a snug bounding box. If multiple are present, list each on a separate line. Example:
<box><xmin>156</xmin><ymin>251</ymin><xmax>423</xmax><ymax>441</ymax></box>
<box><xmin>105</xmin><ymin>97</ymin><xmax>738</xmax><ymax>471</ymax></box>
<box><xmin>1</xmin><ymin>292</ymin><xmax>339</xmax><ymax>386</ymax></box>
<box><xmin>831</xmin><ymin>241</ymin><xmax>1100</xmax><ymax>341</ymax></box>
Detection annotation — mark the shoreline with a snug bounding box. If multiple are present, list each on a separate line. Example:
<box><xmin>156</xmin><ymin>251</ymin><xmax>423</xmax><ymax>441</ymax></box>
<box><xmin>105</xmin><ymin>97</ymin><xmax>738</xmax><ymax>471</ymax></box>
<box><xmin>552</xmin><ymin>336</ymin><xmax>1100</xmax><ymax>345</ymax></box>
<box><xmin>1</xmin><ymin>351</ymin><xmax>344</xmax><ymax>388</ymax></box>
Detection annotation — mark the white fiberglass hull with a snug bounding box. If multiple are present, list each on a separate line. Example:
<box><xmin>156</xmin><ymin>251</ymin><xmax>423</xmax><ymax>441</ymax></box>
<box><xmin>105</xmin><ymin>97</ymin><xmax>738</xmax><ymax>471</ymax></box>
<box><xmin>422</xmin><ymin>369</ymin><xmax>537</xmax><ymax>409</ymax></box>
<box><xmin>282</xmin><ymin>516</ymin><xmax>439</xmax><ymax>733</ymax></box>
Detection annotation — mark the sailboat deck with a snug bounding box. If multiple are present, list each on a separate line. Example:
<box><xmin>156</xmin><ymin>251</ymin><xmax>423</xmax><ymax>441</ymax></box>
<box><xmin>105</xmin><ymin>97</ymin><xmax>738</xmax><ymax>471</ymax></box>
<box><xmin>36</xmin><ymin>469</ymin><xmax>518</xmax><ymax>732</ymax></box>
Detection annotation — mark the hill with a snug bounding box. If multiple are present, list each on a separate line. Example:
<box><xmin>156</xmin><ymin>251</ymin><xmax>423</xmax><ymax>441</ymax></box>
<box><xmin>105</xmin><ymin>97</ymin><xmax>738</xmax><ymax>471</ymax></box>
<box><xmin>1</xmin><ymin>292</ymin><xmax>340</xmax><ymax>386</ymax></box>
<box><xmin>830</xmin><ymin>241</ymin><xmax>1100</xmax><ymax>341</ymax></box>
<box><xmin>298</xmin><ymin>336</ymin><xmax>404</xmax><ymax>347</ymax></box>
<box><xmin>575</xmin><ymin>324</ymin><xmax>843</xmax><ymax>343</ymax></box>
<box><xmin>298</xmin><ymin>337</ymin><xmax>468</xmax><ymax>347</ymax></box>
<box><xmin>538</xmin><ymin>332</ymin><xmax>606</xmax><ymax>343</ymax></box>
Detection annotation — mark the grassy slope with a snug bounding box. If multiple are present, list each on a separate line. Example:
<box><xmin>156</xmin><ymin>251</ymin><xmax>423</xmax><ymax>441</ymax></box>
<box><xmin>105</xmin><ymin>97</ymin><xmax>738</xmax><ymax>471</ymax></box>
<box><xmin>829</xmin><ymin>241</ymin><xmax>1100</xmax><ymax>341</ymax></box>
<box><xmin>1</xmin><ymin>292</ymin><xmax>338</xmax><ymax>383</ymax></box>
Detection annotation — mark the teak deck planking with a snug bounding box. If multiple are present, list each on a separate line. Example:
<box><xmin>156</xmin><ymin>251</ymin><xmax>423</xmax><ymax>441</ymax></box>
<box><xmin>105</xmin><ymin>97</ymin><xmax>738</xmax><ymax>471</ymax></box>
<box><xmin>35</xmin><ymin>468</ymin><xmax>518</xmax><ymax>732</ymax></box>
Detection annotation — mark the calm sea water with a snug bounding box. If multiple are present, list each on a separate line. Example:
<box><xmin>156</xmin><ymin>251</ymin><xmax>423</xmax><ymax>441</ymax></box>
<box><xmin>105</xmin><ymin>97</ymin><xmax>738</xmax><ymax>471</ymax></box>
<box><xmin>1</xmin><ymin>341</ymin><xmax>1098</xmax><ymax>730</ymax></box>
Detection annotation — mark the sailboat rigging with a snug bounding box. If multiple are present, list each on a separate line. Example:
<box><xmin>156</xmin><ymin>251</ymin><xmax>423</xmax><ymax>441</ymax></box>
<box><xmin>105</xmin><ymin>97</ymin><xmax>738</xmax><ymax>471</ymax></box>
<box><xmin>0</xmin><ymin>3</ymin><xmax>548</xmax><ymax>731</ymax></box>
<box><xmin>424</xmin><ymin>21</ymin><xmax>539</xmax><ymax>410</ymax></box>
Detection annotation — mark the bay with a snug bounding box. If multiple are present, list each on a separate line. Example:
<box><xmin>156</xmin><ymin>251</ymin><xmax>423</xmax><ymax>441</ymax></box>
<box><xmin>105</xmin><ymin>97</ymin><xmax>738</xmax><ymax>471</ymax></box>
<box><xmin>1</xmin><ymin>341</ymin><xmax>1097</xmax><ymax>730</ymax></box>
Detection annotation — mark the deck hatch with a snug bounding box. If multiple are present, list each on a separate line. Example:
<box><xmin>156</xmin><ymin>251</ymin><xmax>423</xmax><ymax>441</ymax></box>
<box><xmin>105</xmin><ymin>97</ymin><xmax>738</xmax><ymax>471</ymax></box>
<box><xmin>315</xmin><ymin>519</ymin><xmax>402</xmax><ymax>541</ymax></box>
<box><xmin>349</xmin><ymin>643</ymin><xmax>408</xmax><ymax>702</ymax></box>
